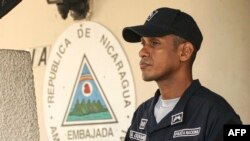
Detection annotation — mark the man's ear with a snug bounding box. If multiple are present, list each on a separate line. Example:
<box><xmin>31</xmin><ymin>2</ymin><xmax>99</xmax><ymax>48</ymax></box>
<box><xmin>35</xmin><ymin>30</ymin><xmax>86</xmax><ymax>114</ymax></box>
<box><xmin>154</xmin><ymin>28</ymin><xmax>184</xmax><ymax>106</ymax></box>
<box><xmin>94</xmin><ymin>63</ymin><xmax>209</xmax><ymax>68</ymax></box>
<box><xmin>178</xmin><ymin>42</ymin><xmax>194</xmax><ymax>62</ymax></box>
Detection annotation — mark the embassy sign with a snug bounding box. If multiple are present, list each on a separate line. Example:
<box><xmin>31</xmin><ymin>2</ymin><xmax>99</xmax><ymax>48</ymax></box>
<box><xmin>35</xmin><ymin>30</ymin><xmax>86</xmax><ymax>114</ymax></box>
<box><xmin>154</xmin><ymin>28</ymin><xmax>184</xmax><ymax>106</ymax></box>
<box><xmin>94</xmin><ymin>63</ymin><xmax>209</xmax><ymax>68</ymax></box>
<box><xmin>43</xmin><ymin>21</ymin><xmax>136</xmax><ymax>140</ymax></box>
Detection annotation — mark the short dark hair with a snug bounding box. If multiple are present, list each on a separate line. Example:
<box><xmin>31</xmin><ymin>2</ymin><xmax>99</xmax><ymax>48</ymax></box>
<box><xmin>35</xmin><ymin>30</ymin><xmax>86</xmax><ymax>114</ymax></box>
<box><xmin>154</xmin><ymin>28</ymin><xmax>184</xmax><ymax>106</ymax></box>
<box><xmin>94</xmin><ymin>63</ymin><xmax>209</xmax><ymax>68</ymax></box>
<box><xmin>172</xmin><ymin>35</ymin><xmax>197</xmax><ymax>67</ymax></box>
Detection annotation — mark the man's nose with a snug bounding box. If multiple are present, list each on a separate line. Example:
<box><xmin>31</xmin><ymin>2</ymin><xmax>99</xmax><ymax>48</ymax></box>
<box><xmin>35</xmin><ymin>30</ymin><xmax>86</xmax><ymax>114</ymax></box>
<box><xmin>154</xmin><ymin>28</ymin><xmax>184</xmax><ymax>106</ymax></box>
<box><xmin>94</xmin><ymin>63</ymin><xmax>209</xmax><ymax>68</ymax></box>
<box><xmin>139</xmin><ymin>46</ymin><xmax>149</xmax><ymax>58</ymax></box>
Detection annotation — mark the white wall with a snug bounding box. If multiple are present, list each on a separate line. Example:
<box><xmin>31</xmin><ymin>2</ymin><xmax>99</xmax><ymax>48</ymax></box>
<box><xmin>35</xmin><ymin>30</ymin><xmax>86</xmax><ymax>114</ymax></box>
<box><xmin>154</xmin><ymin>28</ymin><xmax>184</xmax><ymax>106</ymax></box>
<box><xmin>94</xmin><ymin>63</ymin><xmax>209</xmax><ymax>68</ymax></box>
<box><xmin>0</xmin><ymin>0</ymin><xmax>249</xmax><ymax>140</ymax></box>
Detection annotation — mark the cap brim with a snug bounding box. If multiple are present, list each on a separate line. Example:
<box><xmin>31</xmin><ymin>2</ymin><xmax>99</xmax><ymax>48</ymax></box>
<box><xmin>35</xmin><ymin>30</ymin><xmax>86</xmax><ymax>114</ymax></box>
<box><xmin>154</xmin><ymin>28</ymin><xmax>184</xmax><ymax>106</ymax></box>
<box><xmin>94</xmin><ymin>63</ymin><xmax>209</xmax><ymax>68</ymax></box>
<box><xmin>122</xmin><ymin>24</ymin><xmax>173</xmax><ymax>43</ymax></box>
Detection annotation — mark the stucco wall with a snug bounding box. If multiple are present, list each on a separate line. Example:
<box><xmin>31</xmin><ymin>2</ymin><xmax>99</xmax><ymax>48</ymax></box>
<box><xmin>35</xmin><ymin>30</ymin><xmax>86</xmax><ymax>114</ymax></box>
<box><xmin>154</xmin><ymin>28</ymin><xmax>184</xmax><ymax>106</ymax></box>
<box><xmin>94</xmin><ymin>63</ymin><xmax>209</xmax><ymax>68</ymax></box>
<box><xmin>0</xmin><ymin>0</ymin><xmax>249</xmax><ymax>140</ymax></box>
<box><xmin>0</xmin><ymin>50</ymin><xmax>39</xmax><ymax>140</ymax></box>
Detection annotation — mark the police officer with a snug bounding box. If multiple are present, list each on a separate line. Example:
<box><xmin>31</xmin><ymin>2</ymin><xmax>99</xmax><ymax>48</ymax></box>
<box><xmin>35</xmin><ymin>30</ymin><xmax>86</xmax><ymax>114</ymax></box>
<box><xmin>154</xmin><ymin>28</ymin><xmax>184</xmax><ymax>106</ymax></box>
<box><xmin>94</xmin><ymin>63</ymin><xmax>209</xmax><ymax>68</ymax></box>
<box><xmin>122</xmin><ymin>7</ymin><xmax>242</xmax><ymax>141</ymax></box>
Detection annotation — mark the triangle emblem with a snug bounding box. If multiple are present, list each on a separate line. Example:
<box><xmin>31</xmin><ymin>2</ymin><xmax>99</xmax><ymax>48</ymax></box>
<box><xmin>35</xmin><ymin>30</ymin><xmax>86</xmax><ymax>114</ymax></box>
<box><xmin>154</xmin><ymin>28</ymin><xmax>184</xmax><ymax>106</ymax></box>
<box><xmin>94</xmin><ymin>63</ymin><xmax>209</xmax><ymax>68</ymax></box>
<box><xmin>62</xmin><ymin>55</ymin><xmax>117</xmax><ymax>126</ymax></box>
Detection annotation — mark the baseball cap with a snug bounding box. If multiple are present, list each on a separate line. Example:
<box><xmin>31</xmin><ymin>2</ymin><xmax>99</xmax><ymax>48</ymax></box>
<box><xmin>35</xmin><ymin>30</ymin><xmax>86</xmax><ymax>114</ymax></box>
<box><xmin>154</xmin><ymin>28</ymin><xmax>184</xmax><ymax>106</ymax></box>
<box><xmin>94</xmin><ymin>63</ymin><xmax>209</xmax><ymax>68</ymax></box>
<box><xmin>122</xmin><ymin>7</ymin><xmax>203</xmax><ymax>50</ymax></box>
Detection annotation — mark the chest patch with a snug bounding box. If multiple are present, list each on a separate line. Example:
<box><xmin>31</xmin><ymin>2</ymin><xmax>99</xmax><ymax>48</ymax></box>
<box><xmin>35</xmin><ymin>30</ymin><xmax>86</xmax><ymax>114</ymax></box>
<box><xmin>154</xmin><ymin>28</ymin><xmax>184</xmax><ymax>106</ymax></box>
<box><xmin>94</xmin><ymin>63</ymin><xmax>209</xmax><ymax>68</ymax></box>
<box><xmin>139</xmin><ymin>118</ymin><xmax>148</xmax><ymax>129</ymax></box>
<box><xmin>130</xmin><ymin>130</ymin><xmax>147</xmax><ymax>141</ymax></box>
<box><xmin>171</xmin><ymin>112</ymin><xmax>183</xmax><ymax>125</ymax></box>
<box><xmin>173</xmin><ymin>127</ymin><xmax>201</xmax><ymax>138</ymax></box>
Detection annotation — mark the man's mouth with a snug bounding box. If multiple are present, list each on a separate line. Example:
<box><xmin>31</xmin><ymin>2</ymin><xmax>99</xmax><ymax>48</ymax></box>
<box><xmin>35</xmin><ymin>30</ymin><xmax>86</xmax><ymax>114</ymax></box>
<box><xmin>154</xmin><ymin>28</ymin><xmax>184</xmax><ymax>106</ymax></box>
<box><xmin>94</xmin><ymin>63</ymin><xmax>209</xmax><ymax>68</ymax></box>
<box><xmin>139</xmin><ymin>60</ymin><xmax>151</xmax><ymax>69</ymax></box>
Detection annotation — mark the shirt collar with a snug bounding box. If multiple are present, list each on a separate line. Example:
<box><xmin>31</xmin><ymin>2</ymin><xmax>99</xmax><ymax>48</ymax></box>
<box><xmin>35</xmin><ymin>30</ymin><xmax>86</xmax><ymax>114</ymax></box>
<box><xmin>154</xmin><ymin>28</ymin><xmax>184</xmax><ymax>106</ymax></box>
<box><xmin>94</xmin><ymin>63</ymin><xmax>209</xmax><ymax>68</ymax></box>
<box><xmin>144</xmin><ymin>79</ymin><xmax>202</xmax><ymax>132</ymax></box>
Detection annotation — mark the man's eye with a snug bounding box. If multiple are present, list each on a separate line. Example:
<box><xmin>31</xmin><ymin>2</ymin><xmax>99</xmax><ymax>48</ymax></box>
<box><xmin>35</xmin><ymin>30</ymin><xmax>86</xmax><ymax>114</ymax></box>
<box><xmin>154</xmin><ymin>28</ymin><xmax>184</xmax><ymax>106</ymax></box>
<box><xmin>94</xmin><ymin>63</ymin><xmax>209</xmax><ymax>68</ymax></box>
<box><xmin>150</xmin><ymin>41</ymin><xmax>160</xmax><ymax>47</ymax></box>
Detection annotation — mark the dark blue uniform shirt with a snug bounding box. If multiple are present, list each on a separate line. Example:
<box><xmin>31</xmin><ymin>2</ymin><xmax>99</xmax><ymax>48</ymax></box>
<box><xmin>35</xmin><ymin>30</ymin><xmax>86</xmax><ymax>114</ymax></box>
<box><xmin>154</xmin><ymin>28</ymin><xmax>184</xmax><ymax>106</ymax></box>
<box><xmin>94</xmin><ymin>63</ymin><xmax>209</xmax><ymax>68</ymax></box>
<box><xmin>125</xmin><ymin>80</ymin><xmax>242</xmax><ymax>141</ymax></box>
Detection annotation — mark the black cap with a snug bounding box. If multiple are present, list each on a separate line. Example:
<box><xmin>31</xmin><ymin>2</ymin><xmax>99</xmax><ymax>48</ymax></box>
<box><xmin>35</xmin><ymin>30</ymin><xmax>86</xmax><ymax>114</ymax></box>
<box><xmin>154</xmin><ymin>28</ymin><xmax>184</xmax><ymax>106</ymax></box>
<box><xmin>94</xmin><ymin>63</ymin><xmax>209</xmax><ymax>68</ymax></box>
<box><xmin>122</xmin><ymin>7</ymin><xmax>203</xmax><ymax>50</ymax></box>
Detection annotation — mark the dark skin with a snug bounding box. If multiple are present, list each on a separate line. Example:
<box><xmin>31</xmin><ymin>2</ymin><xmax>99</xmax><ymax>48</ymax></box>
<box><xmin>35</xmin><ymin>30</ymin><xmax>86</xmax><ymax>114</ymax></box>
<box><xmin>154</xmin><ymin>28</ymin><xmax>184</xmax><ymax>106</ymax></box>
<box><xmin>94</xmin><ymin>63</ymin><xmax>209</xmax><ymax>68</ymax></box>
<box><xmin>139</xmin><ymin>34</ymin><xmax>195</xmax><ymax>100</ymax></box>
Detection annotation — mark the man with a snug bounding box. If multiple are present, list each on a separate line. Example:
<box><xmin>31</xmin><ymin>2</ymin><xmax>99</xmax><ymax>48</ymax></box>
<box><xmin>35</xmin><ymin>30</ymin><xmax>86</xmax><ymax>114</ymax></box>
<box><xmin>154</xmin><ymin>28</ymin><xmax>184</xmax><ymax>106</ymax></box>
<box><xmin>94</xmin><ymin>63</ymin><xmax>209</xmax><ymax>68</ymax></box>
<box><xmin>122</xmin><ymin>7</ymin><xmax>242</xmax><ymax>141</ymax></box>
